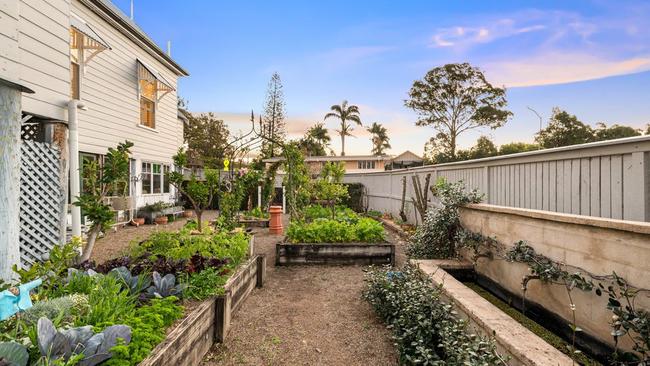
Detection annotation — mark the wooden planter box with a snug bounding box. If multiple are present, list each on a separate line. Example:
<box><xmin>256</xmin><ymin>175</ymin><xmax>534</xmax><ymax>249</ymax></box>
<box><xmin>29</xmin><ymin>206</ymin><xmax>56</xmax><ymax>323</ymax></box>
<box><xmin>276</xmin><ymin>242</ymin><xmax>395</xmax><ymax>266</ymax></box>
<box><xmin>237</xmin><ymin>218</ymin><xmax>270</xmax><ymax>228</ymax></box>
<box><xmin>140</xmin><ymin>254</ymin><xmax>266</xmax><ymax>366</ymax></box>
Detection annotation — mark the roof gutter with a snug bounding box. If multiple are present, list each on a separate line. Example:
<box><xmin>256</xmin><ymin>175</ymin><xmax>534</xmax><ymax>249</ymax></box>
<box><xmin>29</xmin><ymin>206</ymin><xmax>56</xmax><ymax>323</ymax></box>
<box><xmin>79</xmin><ymin>0</ymin><xmax>189</xmax><ymax>76</ymax></box>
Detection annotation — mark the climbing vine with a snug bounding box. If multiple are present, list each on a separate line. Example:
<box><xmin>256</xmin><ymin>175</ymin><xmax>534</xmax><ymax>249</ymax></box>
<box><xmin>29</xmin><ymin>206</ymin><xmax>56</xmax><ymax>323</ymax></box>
<box><xmin>465</xmin><ymin>237</ymin><xmax>650</xmax><ymax>364</ymax></box>
<box><xmin>281</xmin><ymin>142</ymin><xmax>310</xmax><ymax>220</ymax></box>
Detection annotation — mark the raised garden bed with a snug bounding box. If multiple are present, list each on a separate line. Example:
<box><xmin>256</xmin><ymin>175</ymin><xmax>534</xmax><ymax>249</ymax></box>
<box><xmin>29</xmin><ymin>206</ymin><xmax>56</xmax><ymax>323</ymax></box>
<box><xmin>276</xmin><ymin>242</ymin><xmax>395</xmax><ymax>266</ymax></box>
<box><xmin>237</xmin><ymin>217</ymin><xmax>270</xmax><ymax>228</ymax></box>
<box><xmin>140</xmin><ymin>255</ymin><xmax>266</xmax><ymax>366</ymax></box>
<box><xmin>412</xmin><ymin>259</ymin><xmax>574</xmax><ymax>366</ymax></box>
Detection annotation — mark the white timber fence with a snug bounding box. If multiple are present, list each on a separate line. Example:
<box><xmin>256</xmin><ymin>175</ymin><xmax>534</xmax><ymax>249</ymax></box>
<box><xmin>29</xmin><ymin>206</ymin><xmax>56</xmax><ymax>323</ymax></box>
<box><xmin>343</xmin><ymin>136</ymin><xmax>650</xmax><ymax>224</ymax></box>
<box><xmin>20</xmin><ymin>140</ymin><xmax>62</xmax><ymax>268</ymax></box>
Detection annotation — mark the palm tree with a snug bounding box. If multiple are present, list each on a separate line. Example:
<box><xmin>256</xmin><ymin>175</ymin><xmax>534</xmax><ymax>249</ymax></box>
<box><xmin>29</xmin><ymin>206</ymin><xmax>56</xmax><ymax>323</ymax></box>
<box><xmin>367</xmin><ymin>122</ymin><xmax>391</xmax><ymax>155</ymax></box>
<box><xmin>307</xmin><ymin>122</ymin><xmax>331</xmax><ymax>149</ymax></box>
<box><xmin>324</xmin><ymin>100</ymin><xmax>362</xmax><ymax>156</ymax></box>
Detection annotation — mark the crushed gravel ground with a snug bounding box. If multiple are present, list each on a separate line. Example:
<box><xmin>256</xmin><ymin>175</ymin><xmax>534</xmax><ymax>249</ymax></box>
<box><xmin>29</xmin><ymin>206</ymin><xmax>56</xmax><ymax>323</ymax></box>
<box><xmin>202</xmin><ymin>218</ymin><xmax>406</xmax><ymax>366</ymax></box>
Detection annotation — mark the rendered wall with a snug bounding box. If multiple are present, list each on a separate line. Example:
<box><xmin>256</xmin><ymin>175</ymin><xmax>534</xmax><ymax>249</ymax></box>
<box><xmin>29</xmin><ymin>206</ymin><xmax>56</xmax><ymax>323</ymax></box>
<box><xmin>460</xmin><ymin>204</ymin><xmax>650</xmax><ymax>351</ymax></box>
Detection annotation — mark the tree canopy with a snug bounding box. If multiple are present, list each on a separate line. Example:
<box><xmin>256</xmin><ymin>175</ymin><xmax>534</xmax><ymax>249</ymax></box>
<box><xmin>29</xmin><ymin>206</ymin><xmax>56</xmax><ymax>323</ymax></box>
<box><xmin>405</xmin><ymin>63</ymin><xmax>511</xmax><ymax>159</ymax></box>
<box><xmin>183</xmin><ymin>112</ymin><xmax>231</xmax><ymax>169</ymax></box>
<box><xmin>498</xmin><ymin>142</ymin><xmax>539</xmax><ymax>155</ymax></box>
<box><xmin>593</xmin><ymin>122</ymin><xmax>641</xmax><ymax>141</ymax></box>
<box><xmin>535</xmin><ymin>108</ymin><xmax>594</xmax><ymax>148</ymax></box>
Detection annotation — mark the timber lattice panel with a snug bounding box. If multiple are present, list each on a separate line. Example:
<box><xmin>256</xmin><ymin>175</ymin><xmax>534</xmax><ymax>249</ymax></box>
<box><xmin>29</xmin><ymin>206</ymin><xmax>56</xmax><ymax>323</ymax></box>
<box><xmin>20</xmin><ymin>140</ymin><xmax>62</xmax><ymax>268</ymax></box>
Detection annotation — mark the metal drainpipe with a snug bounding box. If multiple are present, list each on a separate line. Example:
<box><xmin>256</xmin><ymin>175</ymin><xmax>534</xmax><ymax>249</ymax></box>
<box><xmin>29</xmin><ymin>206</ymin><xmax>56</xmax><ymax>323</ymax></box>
<box><xmin>68</xmin><ymin>100</ymin><xmax>86</xmax><ymax>238</ymax></box>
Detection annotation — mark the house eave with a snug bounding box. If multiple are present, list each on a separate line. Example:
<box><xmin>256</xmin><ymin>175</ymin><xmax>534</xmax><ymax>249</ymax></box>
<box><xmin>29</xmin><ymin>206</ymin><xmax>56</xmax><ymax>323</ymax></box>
<box><xmin>79</xmin><ymin>0</ymin><xmax>189</xmax><ymax>77</ymax></box>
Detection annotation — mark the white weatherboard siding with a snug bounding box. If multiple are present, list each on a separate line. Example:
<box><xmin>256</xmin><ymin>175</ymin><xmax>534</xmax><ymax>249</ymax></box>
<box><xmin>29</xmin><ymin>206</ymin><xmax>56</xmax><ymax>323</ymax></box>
<box><xmin>19</xmin><ymin>0</ymin><xmax>71</xmax><ymax>120</ymax></box>
<box><xmin>71</xmin><ymin>1</ymin><xmax>182</xmax><ymax>163</ymax></box>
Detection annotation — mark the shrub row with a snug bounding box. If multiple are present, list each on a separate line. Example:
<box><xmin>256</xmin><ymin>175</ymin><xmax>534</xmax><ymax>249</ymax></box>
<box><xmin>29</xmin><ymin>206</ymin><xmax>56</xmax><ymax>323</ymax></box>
<box><xmin>363</xmin><ymin>265</ymin><xmax>504</xmax><ymax>365</ymax></box>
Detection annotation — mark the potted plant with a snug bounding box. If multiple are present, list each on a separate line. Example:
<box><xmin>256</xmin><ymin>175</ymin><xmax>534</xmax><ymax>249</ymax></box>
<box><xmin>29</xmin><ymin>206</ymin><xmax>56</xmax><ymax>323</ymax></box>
<box><xmin>183</xmin><ymin>209</ymin><xmax>194</xmax><ymax>218</ymax></box>
<box><xmin>154</xmin><ymin>215</ymin><xmax>168</xmax><ymax>225</ymax></box>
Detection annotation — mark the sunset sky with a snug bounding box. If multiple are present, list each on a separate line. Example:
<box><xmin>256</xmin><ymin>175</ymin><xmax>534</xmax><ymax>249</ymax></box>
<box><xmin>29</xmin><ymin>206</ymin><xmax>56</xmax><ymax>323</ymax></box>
<box><xmin>113</xmin><ymin>0</ymin><xmax>650</xmax><ymax>156</ymax></box>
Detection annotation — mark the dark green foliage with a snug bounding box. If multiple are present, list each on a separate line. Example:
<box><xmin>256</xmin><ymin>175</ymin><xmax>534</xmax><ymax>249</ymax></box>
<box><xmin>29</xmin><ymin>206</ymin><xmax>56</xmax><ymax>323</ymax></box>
<box><xmin>183</xmin><ymin>112</ymin><xmax>231</xmax><ymax>169</ymax></box>
<box><xmin>363</xmin><ymin>265</ymin><xmax>503</xmax><ymax>364</ymax></box>
<box><xmin>342</xmin><ymin>183</ymin><xmax>365</xmax><ymax>212</ymax></box>
<box><xmin>593</xmin><ymin>122</ymin><xmax>641</xmax><ymax>141</ymax></box>
<box><xmin>286</xmin><ymin>217</ymin><xmax>384</xmax><ymax>243</ymax></box>
<box><xmin>498</xmin><ymin>142</ymin><xmax>539</xmax><ymax>155</ymax></box>
<box><xmin>13</xmin><ymin>239</ymin><xmax>82</xmax><ymax>295</ymax></box>
<box><xmin>408</xmin><ymin>179</ymin><xmax>482</xmax><ymax>259</ymax></box>
<box><xmin>282</xmin><ymin>142</ymin><xmax>311</xmax><ymax>219</ymax></box>
<box><xmin>406</xmin><ymin>63</ymin><xmax>511</xmax><ymax>160</ymax></box>
<box><xmin>0</xmin><ymin>342</ymin><xmax>28</xmax><ymax>366</ymax></box>
<box><xmin>535</xmin><ymin>108</ymin><xmax>595</xmax><ymax>148</ymax></box>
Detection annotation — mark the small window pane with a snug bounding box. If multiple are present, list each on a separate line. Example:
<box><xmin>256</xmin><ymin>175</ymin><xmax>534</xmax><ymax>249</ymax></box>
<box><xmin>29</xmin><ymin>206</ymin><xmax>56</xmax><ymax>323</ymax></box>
<box><xmin>140</xmin><ymin>97</ymin><xmax>155</xmax><ymax>128</ymax></box>
<box><xmin>163</xmin><ymin>165</ymin><xmax>170</xmax><ymax>193</ymax></box>
<box><xmin>141</xmin><ymin>163</ymin><xmax>151</xmax><ymax>194</ymax></box>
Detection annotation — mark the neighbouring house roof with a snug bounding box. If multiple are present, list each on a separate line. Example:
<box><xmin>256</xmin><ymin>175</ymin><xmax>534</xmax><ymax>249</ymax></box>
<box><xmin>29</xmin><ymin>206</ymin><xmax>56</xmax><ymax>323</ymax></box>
<box><xmin>263</xmin><ymin>155</ymin><xmax>393</xmax><ymax>163</ymax></box>
<box><xmin>80</xmin><ymin>0</ymin><xmax>189</xmax><ymax>76</ymax></box>
<box><xmin>391</xmin><ymin>150</ymin><xmax>423</xmax><ymax>163</ymax></box>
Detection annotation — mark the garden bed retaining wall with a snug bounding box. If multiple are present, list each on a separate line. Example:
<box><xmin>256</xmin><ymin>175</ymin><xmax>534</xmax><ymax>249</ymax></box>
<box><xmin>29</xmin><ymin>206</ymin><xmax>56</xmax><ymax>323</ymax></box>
<box><xmin>139</xmin><ymin>254</ymin><xmax>266</xmax><ymax>366</ymax></box>
<box><xmin>413</xmin><ymin>259</ymin><xmax>573</xmax><ymax>366</ymax></box>
<box><xmin>460</xmin><ymin>203</ymin><xmax>650</xmax><ymax>355</ymax></box>
<box><xmin>276</xmin><ymin>242</ymin><xmax>394</xmax><ymax>265</ymax></box>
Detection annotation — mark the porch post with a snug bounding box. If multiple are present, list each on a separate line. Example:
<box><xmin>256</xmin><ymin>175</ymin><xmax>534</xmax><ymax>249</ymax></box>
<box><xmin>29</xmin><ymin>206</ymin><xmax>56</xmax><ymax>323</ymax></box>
<box><xmin>0</xmin><ymin>79</ymin><xmax>33</xmax><ymax>280</ymax></box>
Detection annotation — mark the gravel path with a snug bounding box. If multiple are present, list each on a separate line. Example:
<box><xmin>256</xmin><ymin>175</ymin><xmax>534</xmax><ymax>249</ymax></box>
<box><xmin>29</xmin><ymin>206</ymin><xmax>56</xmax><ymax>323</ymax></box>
<box><xmin>201</xmin><ymin>218</ymin><xmax>406</xmax><ymax>366</ymax></box>
<box><xmin>91</xmin><ymin>211</ymin><xmax>219</xmax><ymax>263</ymax></box>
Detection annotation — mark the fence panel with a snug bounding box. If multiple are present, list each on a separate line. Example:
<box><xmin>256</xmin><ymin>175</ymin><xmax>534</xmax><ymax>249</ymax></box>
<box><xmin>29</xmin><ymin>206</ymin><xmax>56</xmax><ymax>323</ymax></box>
<box><xmin>343</xmin><ymin>136</ymin><xmax>650</xmax><ymax>223</ymax></box>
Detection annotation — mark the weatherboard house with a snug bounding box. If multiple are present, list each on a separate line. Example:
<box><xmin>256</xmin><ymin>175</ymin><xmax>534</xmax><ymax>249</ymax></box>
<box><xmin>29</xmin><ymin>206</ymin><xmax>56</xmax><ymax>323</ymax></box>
<box><xmin>0</xmin><ymin>0</ymin><xmax>187</xmax><ymax>271</ymax></box>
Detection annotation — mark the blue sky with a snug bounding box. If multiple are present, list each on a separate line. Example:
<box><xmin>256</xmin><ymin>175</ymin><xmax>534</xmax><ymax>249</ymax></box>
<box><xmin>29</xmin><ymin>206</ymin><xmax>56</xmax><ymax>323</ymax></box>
<box><xmin>113</xmin><ymin>0</ymin><xmax>650</xmax><ymax>155</ymax></box>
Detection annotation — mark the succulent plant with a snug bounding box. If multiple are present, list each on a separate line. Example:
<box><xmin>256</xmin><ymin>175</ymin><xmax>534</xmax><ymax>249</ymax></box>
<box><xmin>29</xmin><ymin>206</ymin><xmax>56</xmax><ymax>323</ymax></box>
<box><xmin>37</xmin><ymin>318</ymin><xmax>131</xmax><ymax>366</ymax></box>
<box><xmin>0</xmin><ymin>342</ymin><xmax>28</xmax><ymax>366</ymax></box>
<box><xmin>108</xmin><ymin>266</ymin><xmax>150</xmax><ymax>296</ymax></box>
<box><xmin>145</xmin><ymin>272</ymin><xmax>186</xmax><ymax>298</ymax></box>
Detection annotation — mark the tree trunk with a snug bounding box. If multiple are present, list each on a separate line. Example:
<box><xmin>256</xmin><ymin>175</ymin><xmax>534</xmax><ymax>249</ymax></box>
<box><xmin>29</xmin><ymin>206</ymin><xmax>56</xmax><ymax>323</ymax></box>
<box><xmin>196</xmin><ymin>210</ymin><xmax>203</xmax><ymax>232</ymax></box>
<box><xmin>81</xmin><ymin>226</ymin><xmax>101</xmax><ymax>262</ymax></box>
<box><xmin>0</xmin><ymin>84</ymin><xmax>22</xmax><ymax>280</ymax></box>
<box><xmin>340</xmin><ymin>133</ymin><xmax>345</xmax><ymax>156</ymax></box>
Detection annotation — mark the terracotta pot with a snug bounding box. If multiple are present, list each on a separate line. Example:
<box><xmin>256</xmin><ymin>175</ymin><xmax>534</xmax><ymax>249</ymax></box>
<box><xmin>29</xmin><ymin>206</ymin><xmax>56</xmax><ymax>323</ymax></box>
<box><xmin>132</xmin><ymin>217</ymin><xmax>145</xmax><ymax>226</ymax></box>
<box><xmin>154</xmin><ymin>216</ymin><xmax>168</xmax><ymax>225</ymax></box>
<box><xmin>183</xmin><ymin>210</ymin><xmax>194</xmax><ymax>218</ymax></box>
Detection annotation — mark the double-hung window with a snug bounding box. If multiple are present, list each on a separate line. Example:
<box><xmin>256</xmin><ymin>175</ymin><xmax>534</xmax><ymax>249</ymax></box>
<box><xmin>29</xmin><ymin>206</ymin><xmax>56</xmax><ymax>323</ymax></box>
<box><xmin>141</xmin><ymin>162</ymin><xmax>171</xmax><ymax>194</ymax></box>
<box><xmin>137</xmin><ymin>60</ymin><xmax>175</xmax><ymax>129</ymax></box>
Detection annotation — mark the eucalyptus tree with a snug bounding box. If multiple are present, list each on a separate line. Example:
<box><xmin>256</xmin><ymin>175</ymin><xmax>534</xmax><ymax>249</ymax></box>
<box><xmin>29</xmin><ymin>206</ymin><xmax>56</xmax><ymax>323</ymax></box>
<box><xmin>405</xmin><ymin>63</ymin><xmax>511</xmax><ymax>159</ymax></box>
<box><xmin>324</xmin><ymin>100</ymin><xmax>362</xmax><ymax>156</ymax></box>
<box><xmin>367</xmin><ymin>122</ymin><xmax>391</xmax><ymax>155</ymax></box>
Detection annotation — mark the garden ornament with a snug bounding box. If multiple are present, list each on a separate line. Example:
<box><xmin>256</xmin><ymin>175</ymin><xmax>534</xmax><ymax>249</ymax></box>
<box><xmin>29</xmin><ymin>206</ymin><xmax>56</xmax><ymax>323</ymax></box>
<box><xmin>0</xmin><ymin>279</ymin><xmax>42</xmax><ymax>321</ymax></box>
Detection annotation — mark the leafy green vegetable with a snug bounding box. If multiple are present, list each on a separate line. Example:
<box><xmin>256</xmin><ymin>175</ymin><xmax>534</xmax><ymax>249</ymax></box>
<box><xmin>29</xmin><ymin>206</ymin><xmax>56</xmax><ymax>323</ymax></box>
<box><xmin>286</xmin><ymin>217</ymin><xmax>384</xmax><ymax>243</ymax></box>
